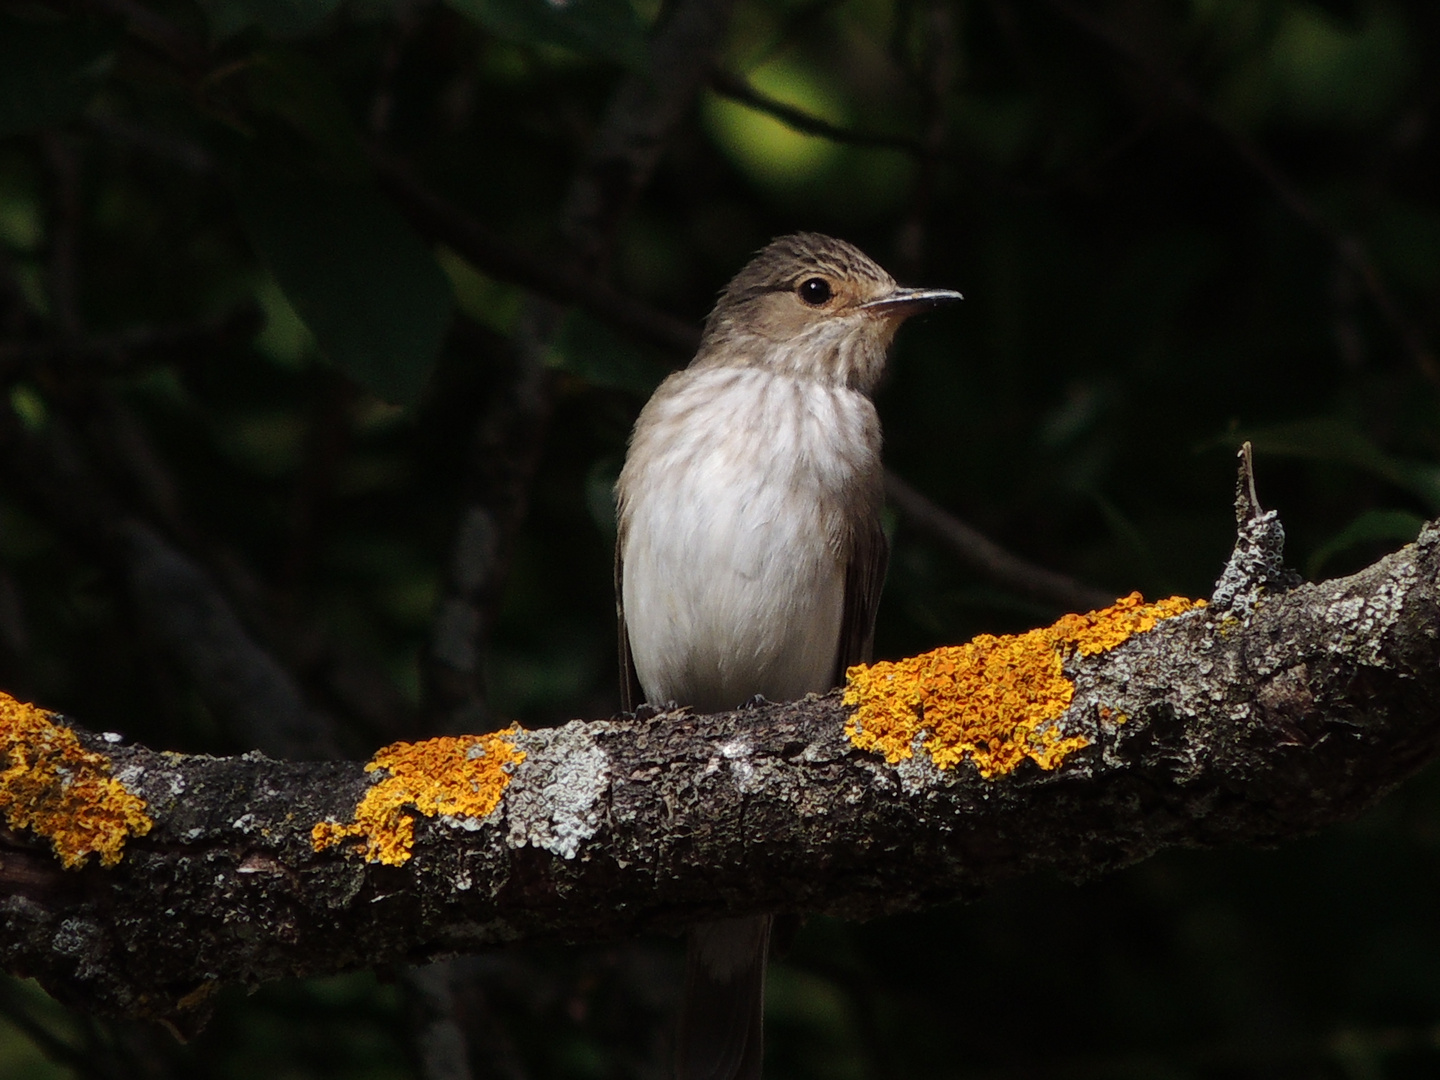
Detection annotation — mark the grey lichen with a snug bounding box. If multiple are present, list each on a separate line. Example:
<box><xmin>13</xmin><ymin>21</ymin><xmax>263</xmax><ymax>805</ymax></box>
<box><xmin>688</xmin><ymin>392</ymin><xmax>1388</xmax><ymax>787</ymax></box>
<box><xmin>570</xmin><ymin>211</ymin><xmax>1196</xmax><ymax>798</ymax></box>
<box><xmin>1325</xmin><ymin>554</ymin><xmax>1420</xmax><ymax>665</ymax></box>
<box><xmin>1210</xmin><ymin>444</ymin><xmax>1302</xmax><ymax>620</ymax></box>
<box><xmin>503</xmin><ymin>721</ymin><xmax>610</xmax><ymax>859</ymax></box>
<box><xmin>1210</xmin><ymin>508</ymin><xmax>1300</xmax><ymax>619</ymax></box>
<box><xmin>891</xmin><ymin>741</ymin><xmax>943</xmax><ymax>794</ymax></box>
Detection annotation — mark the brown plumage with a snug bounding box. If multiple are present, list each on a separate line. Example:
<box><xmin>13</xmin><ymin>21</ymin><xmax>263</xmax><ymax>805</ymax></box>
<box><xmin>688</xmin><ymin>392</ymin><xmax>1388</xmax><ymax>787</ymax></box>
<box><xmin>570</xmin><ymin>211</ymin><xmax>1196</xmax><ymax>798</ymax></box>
<box><xmin>615</xmin><ymin>232</ymin><xmax>960</xmax><ymax>1080</ymax></box>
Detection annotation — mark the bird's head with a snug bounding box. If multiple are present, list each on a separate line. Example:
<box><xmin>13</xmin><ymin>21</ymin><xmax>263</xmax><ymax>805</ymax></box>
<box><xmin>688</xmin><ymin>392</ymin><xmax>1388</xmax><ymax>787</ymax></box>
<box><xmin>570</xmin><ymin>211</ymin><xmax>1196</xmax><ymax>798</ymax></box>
<box><xmin>693</xmin><ymin>232</ymin><xmax>962</xmax><ymax>393</ymax></box>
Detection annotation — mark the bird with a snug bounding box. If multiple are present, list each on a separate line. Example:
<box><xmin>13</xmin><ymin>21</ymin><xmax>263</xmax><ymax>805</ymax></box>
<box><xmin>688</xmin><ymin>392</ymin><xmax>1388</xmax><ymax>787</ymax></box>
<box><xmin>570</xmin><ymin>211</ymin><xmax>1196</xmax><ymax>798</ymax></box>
<box><xmin>614</xmin><ymin>232</ymin><xmax>962</xmax><ymax>1080</ymax></box>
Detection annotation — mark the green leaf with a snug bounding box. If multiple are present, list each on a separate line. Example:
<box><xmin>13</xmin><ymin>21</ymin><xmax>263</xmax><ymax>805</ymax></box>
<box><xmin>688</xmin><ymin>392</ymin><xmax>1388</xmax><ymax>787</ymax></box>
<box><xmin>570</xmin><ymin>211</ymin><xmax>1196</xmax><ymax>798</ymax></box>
<box><xmin>1307</xmin><ymin>509</ymin><xmax>1426</xmax><ymax>579</ymax></box>
<box><xmin>195</xmin><ymin>0</ymin><xmax>343</xmax><ymax>41</ymax></box>
<box><xmin>229</xmin><ymin>153</ymin><xmax>453</xmax><ymax>405</ymax></box>
<box><xmin>446</xmin><ymin>0</ymin><xmax>647</xmax><ymax>70</ymax></box>
<box><xmin>1268</xmin><ymin>5</ymin><xmax>1414</xmax><ymax>128</ymax></box>
<box><xmin>245</xmin><ymin>49</ymin><xmax>368</xmax><ymax>176</ymax></box>
<box><xmin>546</xmin><ymin>310</ymin><xmax>670</xmax><ymax>398</ymax></box>
<box><xmin>0</xmin><ymin>14</ymin><xmax>115</xmax><ymax>137</ymax></box>
<box><xmin>1224</xmin><ymin>417</ymin><xmax>1440</xmax><ymax>512</ymax></box>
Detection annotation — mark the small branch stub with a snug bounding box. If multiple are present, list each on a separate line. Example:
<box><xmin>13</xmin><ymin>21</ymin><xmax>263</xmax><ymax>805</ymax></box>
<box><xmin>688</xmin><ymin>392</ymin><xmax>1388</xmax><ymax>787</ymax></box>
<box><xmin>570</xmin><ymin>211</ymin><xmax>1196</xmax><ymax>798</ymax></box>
<box><xmin>1210</xmin><ymin>441</ymin><xmax>1302</xmax><ymax>618</ymax></box>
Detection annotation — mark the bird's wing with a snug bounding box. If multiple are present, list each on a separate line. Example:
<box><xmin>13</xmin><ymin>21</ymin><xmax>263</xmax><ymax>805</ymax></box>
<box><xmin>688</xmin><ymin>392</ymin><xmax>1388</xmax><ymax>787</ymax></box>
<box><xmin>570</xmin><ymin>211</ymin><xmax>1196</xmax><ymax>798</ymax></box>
<box><xmin>615</xmin><ymin>530</ymin><xmax>645</xmax><ymax>713</ymax></box>
<box><xmin>832</xmin><ymin>515</ymin><xmax>890</xmax><ymax>685</ymax></box>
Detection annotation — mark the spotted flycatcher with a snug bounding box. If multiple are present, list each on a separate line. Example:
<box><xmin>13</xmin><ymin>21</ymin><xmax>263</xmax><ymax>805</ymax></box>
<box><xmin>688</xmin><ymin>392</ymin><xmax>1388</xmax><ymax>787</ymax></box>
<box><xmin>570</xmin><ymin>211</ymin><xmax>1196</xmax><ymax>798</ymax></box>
<box><xmin>615</xmin><ymin>232</ymin><xmax>961</xmax><ymax>1080</ymax></box>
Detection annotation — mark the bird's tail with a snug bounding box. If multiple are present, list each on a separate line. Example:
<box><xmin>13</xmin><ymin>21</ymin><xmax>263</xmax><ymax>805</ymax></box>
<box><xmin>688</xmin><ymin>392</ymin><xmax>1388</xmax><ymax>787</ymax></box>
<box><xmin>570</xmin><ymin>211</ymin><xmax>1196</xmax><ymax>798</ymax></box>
<box><xmin>675</xmin><ymin>915</ymin><xmax>771</xmax><ymax>1080</ymax></box>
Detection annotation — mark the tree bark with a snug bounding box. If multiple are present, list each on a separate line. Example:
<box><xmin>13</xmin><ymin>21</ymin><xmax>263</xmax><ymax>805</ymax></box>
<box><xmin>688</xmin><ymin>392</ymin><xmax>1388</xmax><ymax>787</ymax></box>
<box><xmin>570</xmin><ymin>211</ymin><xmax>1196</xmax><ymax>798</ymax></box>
<box><xmin>0</xmin><ymin>507</ymin><xmax>1436</xmax><ymax>1031</ymax></box>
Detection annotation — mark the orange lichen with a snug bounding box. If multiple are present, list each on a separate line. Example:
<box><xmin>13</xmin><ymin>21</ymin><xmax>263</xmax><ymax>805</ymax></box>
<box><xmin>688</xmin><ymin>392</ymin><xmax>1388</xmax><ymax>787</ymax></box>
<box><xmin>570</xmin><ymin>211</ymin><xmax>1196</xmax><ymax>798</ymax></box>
<box><xmin>312</xmin><ymin>728</ymin><xmax>525</xmax><ymax>866</ymax></box>
<box><xmin>0</xmin><ymin>691</ymin><xmax>153</xmax><ymax>867</ymax></box>
<box><xmin>844</xmin><ymin>593</ymin><xmax>1203</xmax><ymax>778</ymax></box>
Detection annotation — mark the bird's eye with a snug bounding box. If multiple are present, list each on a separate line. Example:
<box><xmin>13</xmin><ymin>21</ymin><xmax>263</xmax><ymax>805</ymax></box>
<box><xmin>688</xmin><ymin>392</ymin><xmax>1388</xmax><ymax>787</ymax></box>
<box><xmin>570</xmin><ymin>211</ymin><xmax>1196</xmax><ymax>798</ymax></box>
<box><xmin>798</xmin><ymin>277</ymin><xmax>832</xmax><ymax>305</ymax></box>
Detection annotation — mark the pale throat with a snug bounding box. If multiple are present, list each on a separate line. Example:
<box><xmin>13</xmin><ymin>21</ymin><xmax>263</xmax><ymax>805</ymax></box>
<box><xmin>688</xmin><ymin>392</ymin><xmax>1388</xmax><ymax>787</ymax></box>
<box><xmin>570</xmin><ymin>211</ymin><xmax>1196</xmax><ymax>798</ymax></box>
<box><xmin>706</xmin><ymin>317</ymin><xmax>895</xmax><ymax>393</ymax></box>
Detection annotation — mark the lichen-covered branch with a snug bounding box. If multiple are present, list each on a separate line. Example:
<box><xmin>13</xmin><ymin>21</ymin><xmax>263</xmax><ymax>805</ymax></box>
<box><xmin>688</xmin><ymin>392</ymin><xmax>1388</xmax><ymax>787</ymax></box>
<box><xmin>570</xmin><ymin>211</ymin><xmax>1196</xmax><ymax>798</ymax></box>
<box><xmin>0</xmin><ymin>513</ymin><xmax>1436</xmax><ymax>1030</ymax></box>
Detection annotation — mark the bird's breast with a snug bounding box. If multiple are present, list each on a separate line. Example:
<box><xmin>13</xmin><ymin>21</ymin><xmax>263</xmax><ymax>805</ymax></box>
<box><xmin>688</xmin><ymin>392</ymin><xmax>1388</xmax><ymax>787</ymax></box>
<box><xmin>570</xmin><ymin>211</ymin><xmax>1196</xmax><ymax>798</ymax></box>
<box><xmin>618</xmin><ymin>368</ymin><xmax>882</xmax><ymax>713</ymax></box>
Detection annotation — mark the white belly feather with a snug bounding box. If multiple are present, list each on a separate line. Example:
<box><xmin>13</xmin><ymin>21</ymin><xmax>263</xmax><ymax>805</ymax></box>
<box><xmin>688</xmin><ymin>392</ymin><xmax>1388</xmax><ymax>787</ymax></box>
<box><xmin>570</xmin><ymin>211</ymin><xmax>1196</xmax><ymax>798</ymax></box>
<box><xmin>619</xmin><ymin>367</ymin><xmax>878</xmax><ymax>713</ymax></box>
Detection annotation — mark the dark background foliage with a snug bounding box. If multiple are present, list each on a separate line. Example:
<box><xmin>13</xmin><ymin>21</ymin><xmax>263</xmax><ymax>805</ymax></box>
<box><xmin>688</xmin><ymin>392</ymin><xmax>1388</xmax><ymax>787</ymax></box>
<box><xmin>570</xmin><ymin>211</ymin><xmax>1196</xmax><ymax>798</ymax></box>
<box><xmin>1</xmin><ymin>0</ymin><xmax>1439</xmax><ymax>1076</ymax></box>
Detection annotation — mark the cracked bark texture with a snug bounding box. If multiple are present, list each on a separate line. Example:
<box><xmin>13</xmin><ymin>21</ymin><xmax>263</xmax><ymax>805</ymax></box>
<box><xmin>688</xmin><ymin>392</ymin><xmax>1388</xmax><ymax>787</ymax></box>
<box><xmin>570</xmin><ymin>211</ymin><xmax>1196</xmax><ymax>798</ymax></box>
<box><xmin>0</xmin><ymin>518</ymin><xmax>1437</xmax><ymax>1029</ymax></box>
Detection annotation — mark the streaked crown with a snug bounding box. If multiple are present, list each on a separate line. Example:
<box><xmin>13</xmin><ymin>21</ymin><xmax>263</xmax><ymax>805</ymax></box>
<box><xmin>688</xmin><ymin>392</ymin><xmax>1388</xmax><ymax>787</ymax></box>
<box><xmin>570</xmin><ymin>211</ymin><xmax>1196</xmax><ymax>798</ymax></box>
<box><xmin>693</xmin><ymin>232</ymin><xmax>960</xmax><ymax>392</ymax></box>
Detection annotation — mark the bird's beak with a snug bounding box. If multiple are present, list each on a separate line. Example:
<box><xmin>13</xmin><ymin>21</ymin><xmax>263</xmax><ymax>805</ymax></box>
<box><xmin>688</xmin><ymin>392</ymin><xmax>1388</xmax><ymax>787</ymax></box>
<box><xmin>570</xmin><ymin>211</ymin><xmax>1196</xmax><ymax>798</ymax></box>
<box><xmin>860</xmin><ymin>287</ymin><xmax>964</xmax><ymax>319</ymax></box>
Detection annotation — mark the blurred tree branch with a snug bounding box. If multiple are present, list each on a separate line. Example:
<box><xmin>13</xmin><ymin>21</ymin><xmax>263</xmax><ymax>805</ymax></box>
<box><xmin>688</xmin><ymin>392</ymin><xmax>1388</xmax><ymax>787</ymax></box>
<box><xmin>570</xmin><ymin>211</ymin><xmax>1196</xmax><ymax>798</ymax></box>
<box><xmin>0</xmin><ymin>400</ymin><xmax>347</xmax><ymax>759</ymax></box>
<box><xmin>884</xmin><ymin>472</ymin><xmax>1114</xmax><ymax>611</ymax></box>
<box><xmin>416</xmin><ymin>0</ymin><xmax>738</xmax><ymax>735</ymax></box>
<box><xmin>0</xmin><ymin>246</ymin><xmax>404</xmax><ymax>757</ymax></box>
<box><xmin>0</xmin><ymin>505</ymin><xmax>1434</xmax><ymax>1028</ymax></box>
<box><xmin>372</xmin><ymin>153</ymin><xmax>701</xmax><ymax>355</ymax></box>
<box><xmin>892</xmin><ymin>0</ymin><xmax>959</xmax><ymax>279</ymax></box>
<box><xmin>0</xmin><ymin>305</ymin><xmax>262</xmax><ymax>380</ymax></box>
<box><xmin>708</xmin><ymin>69</ymin><xmax>925</xmax><ymax>154</ymax></box>
<box><xmin>560</xmin><ymin>0</ymin><xmax>740</xmax><ymax>272</ymax></box>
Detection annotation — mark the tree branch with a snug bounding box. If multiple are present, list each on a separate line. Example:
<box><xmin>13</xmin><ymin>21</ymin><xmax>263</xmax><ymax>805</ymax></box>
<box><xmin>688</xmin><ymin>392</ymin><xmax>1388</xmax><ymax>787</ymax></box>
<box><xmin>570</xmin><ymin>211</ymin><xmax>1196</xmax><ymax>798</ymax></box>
<box><xmin>0</xmin><ymin>499</ymin><xmax>1435</xmax><ymax>1028</ymax></box>
<box><xmin>559</xmin><ymin>0</ymin><xmax>739</xmax><ymax>272</ymax></box>
<box><xmin>0</xmin><ymin>405</ymin><xmax>345</xmax><ymax>760</ymax></box>
<box><xmin>884</xmin><ymin>471</ymin><xmax>1114</xmax><ymax>611</ymax></box>
<box><xmin>420</xmin><ymin>320</ymin><xmax>553</xmax><ymax>734</ymax></box>
<box><xmin>417</xmin><ymin>0</ymin><xmax>741</xmax><ymax>734</ymax></box>
<box><xmin>708</xmin><ymin>69</ymin><xmax>925</xmax><ymax>155</ymax></box>
<box><xmin>372</xmin><ymin>154</ymin><xmax>702</xmax><ymax>357</ymax></box>
<box><xmin>0</xmin><ymin>306</ymin><xmax>263</xmax><ymax>382</ymax></box>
